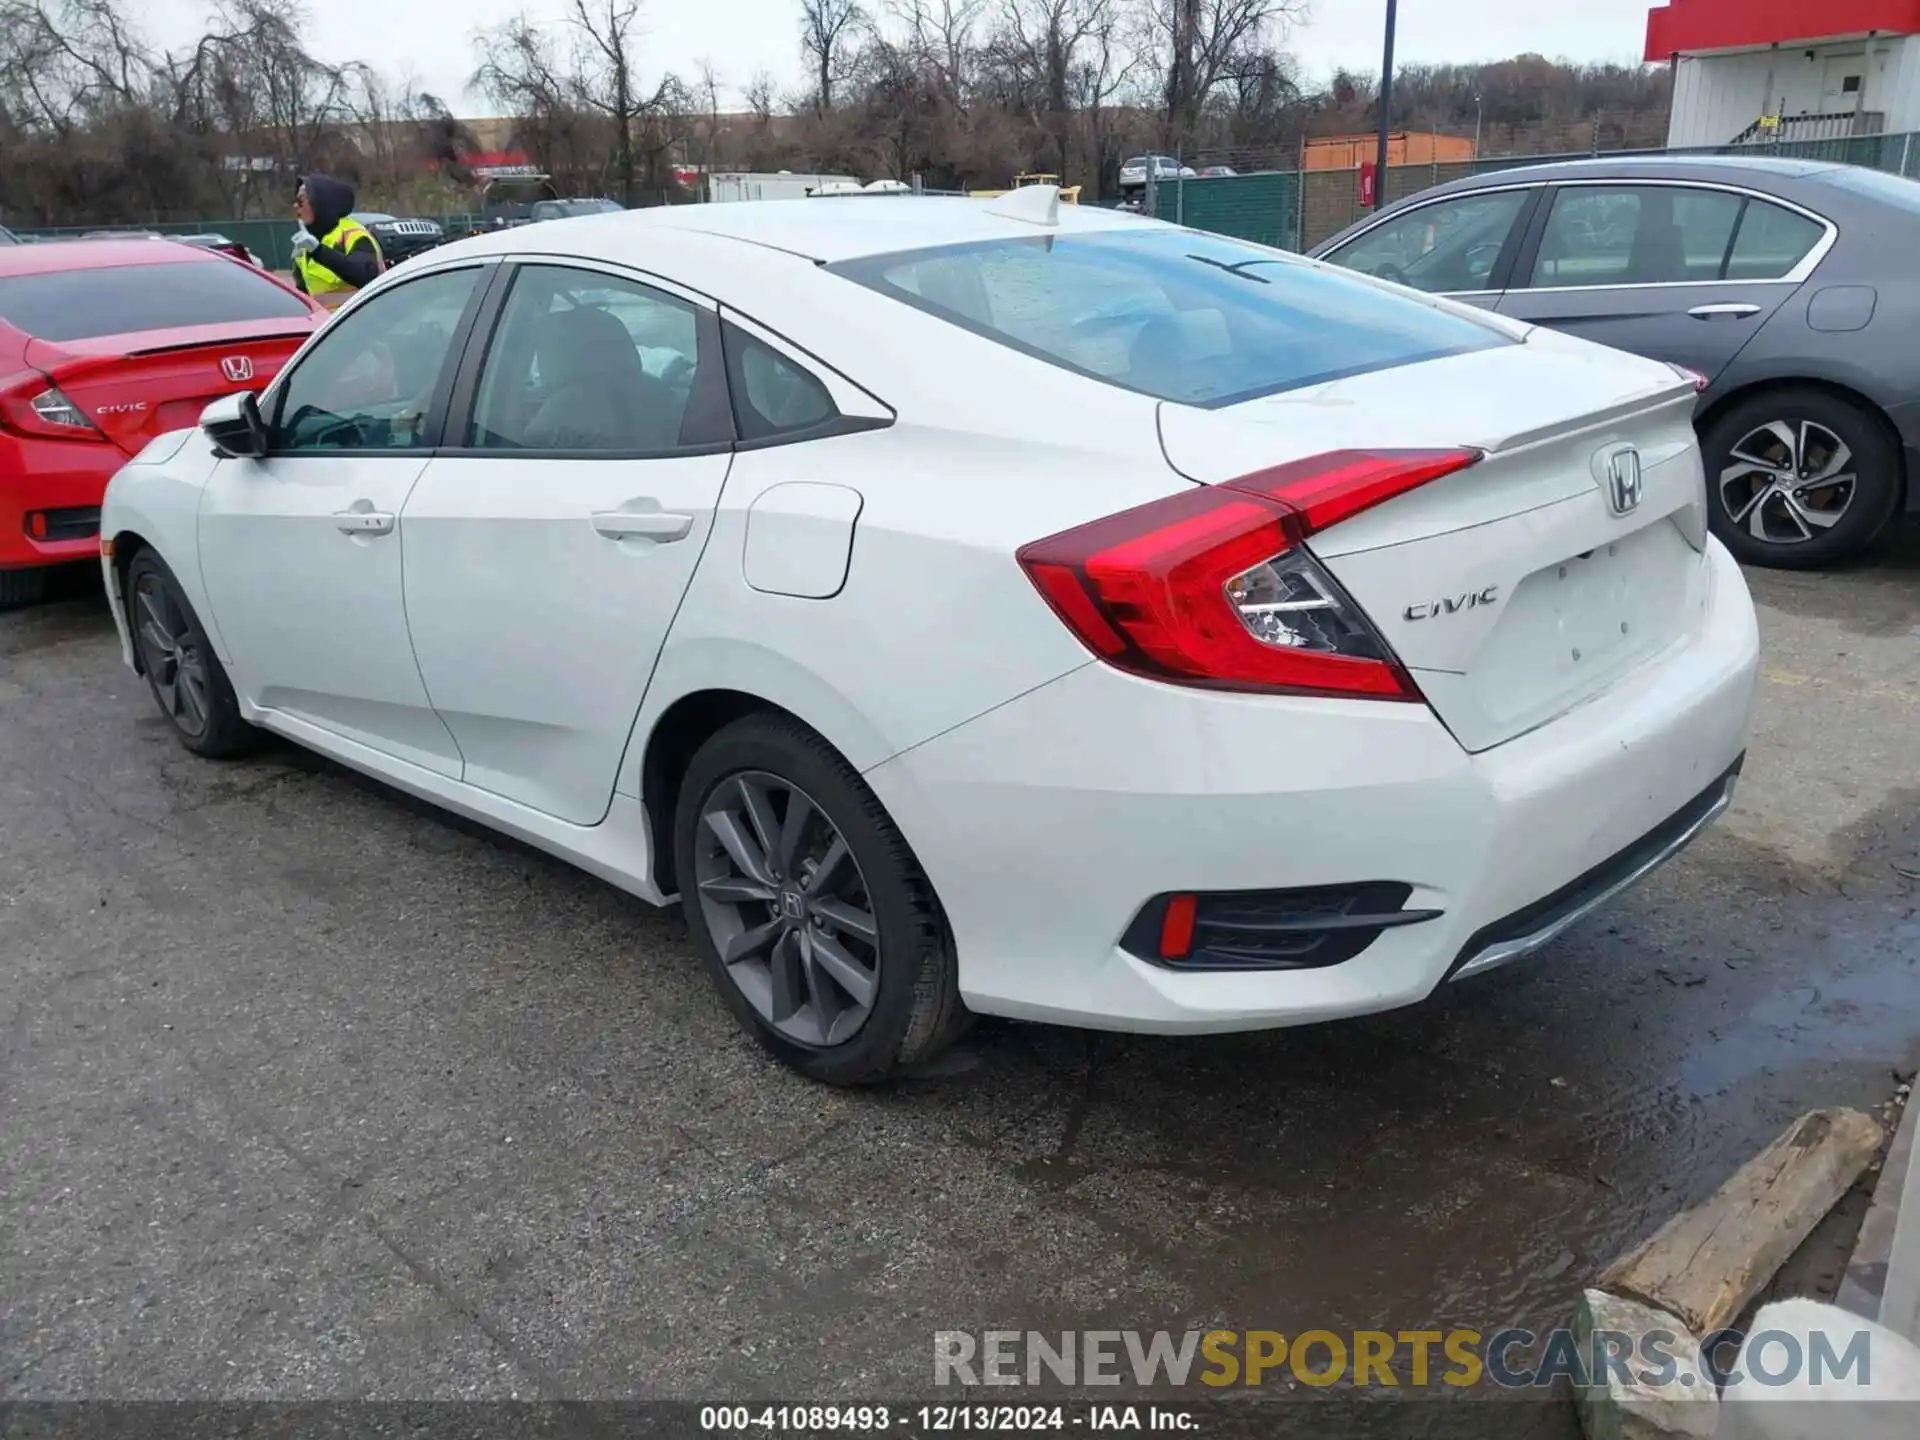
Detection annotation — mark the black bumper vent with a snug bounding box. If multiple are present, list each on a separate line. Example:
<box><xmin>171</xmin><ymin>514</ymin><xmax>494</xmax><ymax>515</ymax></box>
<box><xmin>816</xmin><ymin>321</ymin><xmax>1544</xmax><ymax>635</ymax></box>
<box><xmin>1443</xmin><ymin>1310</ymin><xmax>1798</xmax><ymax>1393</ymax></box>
<box><xmin>1122</xmin><ymin>882</ymin><xmax>1442</xmax><ymax>972</ymax></box>
<box><xmin>28</xmin><ymin>506</ymin><xmax>101</xmax><ymax>542</ymax></box>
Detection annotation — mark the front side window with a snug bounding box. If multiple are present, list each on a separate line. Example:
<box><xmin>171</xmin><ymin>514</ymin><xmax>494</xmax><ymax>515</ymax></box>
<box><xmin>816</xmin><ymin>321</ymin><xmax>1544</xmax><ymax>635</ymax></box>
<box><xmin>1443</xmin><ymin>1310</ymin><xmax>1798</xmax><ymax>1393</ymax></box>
<box><xmin>1527</xmin><ymin>185</ymin><xmax>1744</xmax><ymax>288</ymax></box>
<box><xmin>1326</xmin><ymin>190</ymin><xmax>1531</xmax><ymax>293</ymax></box>
<box><xmin>271</xmin><ymin>265</ymin><xmax>481</xmax><ymax>452</ymax></box>
<box><xmin>833</xmin><ymin>229</ymin><xmax>1509</xmax><ymax>408</ymax></box>
<box><xmin>468</xmin><ymin>264</ymin><xmax>703</xmax><ymax>452</ymax></box>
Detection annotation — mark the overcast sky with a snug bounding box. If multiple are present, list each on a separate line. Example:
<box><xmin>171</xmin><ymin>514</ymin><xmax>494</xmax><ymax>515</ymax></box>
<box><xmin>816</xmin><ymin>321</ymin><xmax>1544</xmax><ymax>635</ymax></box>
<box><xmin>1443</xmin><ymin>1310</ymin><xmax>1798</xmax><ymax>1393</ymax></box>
<box><xmin>142</xmin><ymin>0</ymin><xmax>1657</xmax><ymax>116</ymax></box>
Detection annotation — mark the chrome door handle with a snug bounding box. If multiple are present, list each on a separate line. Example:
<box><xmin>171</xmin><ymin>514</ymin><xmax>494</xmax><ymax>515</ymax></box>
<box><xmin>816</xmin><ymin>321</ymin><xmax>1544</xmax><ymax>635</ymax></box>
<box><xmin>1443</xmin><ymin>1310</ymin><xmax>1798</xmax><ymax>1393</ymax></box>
<box><xmin>1687</xmin><ymin>303</ymin><xmax>1761</xmax><ymax>320</ymax></box>
<box><xmin>333</xmin><ymin>509</ymin><xmax>395</xmax><ymax>535</ymax></box>
<box><xmin>591</xmin><ymin>510</ymin><xmax>694</xmax><ymax>542</ymax></box>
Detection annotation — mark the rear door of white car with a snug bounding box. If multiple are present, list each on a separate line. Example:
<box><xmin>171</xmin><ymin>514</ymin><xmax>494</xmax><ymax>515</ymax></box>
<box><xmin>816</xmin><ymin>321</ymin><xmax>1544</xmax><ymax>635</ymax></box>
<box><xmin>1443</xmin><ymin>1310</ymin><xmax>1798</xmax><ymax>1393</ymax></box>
<box><xmin>197</xmin><ymin>262</ymin><xmax>490</xmax><ymax>776</ymax></box>
<box><xmin>398</xmin><ymin>259</ymin><xmax>736</xmax><ymax>826</ymax></box>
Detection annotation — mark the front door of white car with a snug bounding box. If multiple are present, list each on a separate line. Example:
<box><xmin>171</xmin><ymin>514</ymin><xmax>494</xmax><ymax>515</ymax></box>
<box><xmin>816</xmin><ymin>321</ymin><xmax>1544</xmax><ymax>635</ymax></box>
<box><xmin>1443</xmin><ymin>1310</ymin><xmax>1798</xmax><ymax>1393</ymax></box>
<box><xmin>196</xmin><ymin>264</ymin><xmax>489</xmax><ymax>776</ymax></box>
<box><xmin>399</xmin><ymin>261</ymin><xmax>735</xmax><ymax>825</ymax></box>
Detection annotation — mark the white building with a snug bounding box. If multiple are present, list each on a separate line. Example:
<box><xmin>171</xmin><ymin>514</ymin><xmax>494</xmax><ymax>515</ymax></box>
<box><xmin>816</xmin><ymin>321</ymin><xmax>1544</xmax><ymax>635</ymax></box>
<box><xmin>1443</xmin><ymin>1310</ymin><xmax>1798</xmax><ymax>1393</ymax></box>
<box><xmin>1646</xmin><ymin>0</ymin><xmax>1920</xmax><ymax>147</ymax></box>
<box><xmin>706</xmin><ymin>172</ymin><xmax>859</xmax><ymax>203</ymax></box>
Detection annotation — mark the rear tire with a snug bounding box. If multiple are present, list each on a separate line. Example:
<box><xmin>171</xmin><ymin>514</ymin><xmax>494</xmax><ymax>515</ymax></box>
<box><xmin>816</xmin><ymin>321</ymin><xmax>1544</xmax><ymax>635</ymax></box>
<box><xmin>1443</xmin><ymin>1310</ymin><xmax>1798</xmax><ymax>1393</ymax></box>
<box><xmin>1702</xmin><ymin>388</ymin><xmax>1901</xmax><ymax>570</ymax></box>
<box><xmin>672</xmin><ymin>712</ymin><xmax>969</xmax><ymax>1085</ymax></box>
<box><xmin>125</xmin><ymin>550</ymin><xmax>256</xmax><ymax>758</ymax></box>
<box><xmin>0</xmin><ymin>567</ymin><xmax>48</xmax><ymax>609</ymax></box>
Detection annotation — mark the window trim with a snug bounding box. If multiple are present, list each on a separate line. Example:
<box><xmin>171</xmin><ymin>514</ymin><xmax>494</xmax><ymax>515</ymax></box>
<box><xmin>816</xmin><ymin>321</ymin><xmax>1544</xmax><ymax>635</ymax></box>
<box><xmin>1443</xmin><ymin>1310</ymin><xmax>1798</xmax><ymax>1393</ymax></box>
<box><xmin>717</xmin><ymin>305</ymin><xmax>894</xmax><ymax>451</ymax></box>
<box><xmin>1512</xmin><ymin>178</ymin><xmax>1837</xmax><ymax>294</ymax></box>
<box><xmin>1319</xmin><ymin>183</ymin><xmax>1545</xmax><ymax>298</ymax></box>
<box><xmin>439</xmin><ymin>256</ymin><xmax>735</xmax><ymax>461</ymax></box>
<box><xmin>261</xmin><ymin>259</ymin><xmax>500</xmax><ymax>459</ymax></box>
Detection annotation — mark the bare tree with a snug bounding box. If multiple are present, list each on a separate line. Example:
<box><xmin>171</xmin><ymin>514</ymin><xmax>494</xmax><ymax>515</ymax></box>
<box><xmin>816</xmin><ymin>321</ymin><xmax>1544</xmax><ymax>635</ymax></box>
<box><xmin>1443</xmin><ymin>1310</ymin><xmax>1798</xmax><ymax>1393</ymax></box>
<box><xmin>799</xmin><ymin>0</ymin><xmax>865</xmax><ymax>114</ymax></box>
<box><xmin>1154</xmin><ymin>0</ymin><xmax>1304</xmax><ymax>144</ymax></box>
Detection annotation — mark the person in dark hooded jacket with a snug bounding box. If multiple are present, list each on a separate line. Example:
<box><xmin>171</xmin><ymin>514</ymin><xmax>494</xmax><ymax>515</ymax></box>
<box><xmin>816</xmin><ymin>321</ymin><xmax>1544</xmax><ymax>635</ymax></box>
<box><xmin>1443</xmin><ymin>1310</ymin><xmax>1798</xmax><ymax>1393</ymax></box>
<box><xmin>290</xmin><ymin>174</ymin><xmax>383</xmax><ymax>308</ymax></box>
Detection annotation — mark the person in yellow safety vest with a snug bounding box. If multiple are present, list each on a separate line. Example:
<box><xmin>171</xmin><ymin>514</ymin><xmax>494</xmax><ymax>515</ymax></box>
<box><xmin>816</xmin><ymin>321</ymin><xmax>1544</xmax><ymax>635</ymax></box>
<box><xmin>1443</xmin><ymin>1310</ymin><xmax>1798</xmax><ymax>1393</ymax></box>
<box><xmin>289</xmin><ymin>174</ymin><xmax>384</xmax><ymax>310</ymax></box>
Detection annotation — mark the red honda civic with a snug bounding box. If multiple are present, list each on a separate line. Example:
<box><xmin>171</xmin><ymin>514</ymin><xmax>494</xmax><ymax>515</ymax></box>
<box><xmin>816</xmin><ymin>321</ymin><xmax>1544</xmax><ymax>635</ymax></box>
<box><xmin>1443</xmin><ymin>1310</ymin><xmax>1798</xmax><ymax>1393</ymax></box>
<box><xmin>0</xmin><ymin>238</ymin><xmax>327</xmax><ymax>606</ymax></box>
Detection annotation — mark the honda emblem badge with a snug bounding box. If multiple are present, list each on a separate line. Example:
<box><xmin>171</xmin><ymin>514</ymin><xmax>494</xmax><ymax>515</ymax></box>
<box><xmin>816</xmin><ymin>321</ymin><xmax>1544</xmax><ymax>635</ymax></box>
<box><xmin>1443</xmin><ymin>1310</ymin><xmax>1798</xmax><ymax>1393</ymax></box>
<box><xmin>1602</xmin><ymin>445</ymin><xmax>1644</xmax><ymax>516</ymax></box>
<box><xmin>220</xmin><ymin>355</ymin><xmax>254</xmax><ymax>383</ymax></box>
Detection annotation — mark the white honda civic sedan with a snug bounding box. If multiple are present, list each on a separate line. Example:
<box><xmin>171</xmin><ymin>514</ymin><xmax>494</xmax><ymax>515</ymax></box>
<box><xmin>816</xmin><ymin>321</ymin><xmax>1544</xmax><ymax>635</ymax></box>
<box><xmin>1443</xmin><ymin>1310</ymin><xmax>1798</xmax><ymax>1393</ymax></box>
<box><xmin>99</xmin><ymin>191</ymin><xmax>1759</xmax><ymax>1084</ymax></box>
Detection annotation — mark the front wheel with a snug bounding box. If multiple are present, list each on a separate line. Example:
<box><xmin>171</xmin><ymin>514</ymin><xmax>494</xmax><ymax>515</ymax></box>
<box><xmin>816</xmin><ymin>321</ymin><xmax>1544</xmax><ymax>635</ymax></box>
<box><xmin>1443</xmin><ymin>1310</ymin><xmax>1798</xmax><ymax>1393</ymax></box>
<box><xmin>125</xmin><ymin>550</ymin><xmax>256</xmax><ymax>757</ymax></box>
<box><xmin>1702</xmin><ymin>388</ymin><xmax>1902</xmax><ymax>570</ymax></box>
<box><xmin>672</xmin><ymin>713</ymin><xmax>969</xmax><ymax>1085</ymax></box>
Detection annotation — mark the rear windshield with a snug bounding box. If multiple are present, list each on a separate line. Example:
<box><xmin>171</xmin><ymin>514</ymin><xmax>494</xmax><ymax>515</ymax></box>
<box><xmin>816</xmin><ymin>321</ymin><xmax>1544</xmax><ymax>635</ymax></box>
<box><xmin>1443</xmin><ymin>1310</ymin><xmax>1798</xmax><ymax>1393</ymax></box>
<box><xmin>830</xmin><ymin>229</ymin><xmax>1509</xmax><ymax>407</ymax></box>
<box><xmin>0</xmin><ymin>258</ymin><xmax>313</xmax><ymax>341</ymax></box>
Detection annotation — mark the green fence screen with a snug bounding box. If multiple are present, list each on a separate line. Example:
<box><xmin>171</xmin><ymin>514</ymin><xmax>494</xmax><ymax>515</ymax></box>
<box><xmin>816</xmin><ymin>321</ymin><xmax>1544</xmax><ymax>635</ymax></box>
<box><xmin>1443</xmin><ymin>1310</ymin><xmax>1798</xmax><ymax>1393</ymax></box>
<box><xmin>1149</xmin><ymin>171</ymin><xmax>1300</xmax><ymax>251</ymax></box>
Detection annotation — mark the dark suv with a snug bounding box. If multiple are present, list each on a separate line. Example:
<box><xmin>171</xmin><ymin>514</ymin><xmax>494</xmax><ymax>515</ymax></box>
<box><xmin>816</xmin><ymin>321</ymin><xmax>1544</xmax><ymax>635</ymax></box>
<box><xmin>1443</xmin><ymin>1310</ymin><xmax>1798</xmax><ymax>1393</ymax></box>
<box><xmin>351</xmin><ymin>212</ymin><xmax>447</xmax><ymax>267</ymax></box>
<box><xmin>1312</xmin><ymin>155</ymin><xmax>1920</xmax><ymax>569</ymax></box>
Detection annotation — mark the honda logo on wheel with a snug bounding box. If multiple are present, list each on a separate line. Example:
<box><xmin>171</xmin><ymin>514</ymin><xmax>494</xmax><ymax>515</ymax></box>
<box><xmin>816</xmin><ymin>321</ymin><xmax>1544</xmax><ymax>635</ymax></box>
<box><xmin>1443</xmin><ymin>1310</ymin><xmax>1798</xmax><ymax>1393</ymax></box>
<box><xmin>220</xmin><ymin>355</ymin><xmax>254</xmax><ymax>383</ymax></box>
<box><xmin>1599</xmin><ymin>444</ymin><xmax>1644</xmax><ymax>516</ymax></box>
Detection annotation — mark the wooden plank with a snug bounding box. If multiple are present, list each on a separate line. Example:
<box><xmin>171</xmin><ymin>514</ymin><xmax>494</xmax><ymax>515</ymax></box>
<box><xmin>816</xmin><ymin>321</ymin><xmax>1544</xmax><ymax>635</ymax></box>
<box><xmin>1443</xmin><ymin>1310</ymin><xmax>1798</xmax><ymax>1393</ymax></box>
<box><xmin>1600</xmin><ymin>1108</ymin><xmax>1883</xmax><ymax>1337</ymax></box>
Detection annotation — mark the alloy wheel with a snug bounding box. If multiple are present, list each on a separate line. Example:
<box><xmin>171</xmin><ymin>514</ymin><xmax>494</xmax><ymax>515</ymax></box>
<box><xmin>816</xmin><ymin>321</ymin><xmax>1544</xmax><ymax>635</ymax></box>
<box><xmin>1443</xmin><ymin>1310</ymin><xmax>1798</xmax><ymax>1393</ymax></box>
<box><xmin>692</xmin><ymin>771</ymin><xmax>881</xmax><ymax>1047</ymax></box>
<box><xmin>1718</xmin><ymin>419</ymin><xmax>1856</xmax><ymax>546</ymax></box>
<box><xmin>132</xmin><ymin>573</ymin><xmax>211</xmax><ymax>739</ymax></box>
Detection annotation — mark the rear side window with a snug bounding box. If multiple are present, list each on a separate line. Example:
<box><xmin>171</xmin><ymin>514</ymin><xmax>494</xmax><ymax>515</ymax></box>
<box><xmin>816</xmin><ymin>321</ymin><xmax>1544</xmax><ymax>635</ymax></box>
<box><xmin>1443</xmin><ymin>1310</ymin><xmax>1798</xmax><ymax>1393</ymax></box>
<box><xmin>1528</xmin><ymin>185</ymin><xmax>1744</xmax><ymax>287</ymax></box>
<box><xmin>723</xmin><ymin>323</ymin><xmax>838</xmax><ymax>440</ymax></box>
<box><xmin>0</xmin><ymin>259</ymin><xmax>313</xmax><ymax>341</ymax></box>
<box><xmin>1725</xmin><ymin>200</ymin><xmax>1826</xmax><ymax>279</ymax></box>
<box><xmin>831</xmin><ymin>229</ymin><xmax>1508</xmax><ymax>408</ymax></box>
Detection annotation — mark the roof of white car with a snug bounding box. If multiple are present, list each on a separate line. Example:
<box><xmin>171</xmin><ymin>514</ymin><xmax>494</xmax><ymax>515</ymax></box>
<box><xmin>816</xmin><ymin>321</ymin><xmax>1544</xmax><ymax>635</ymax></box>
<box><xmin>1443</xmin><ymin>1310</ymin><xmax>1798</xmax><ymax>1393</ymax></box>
<box><xmin>484</xmin><ymin>194</ymin><xmax>1157</xmax><ymax>264</ymax></box>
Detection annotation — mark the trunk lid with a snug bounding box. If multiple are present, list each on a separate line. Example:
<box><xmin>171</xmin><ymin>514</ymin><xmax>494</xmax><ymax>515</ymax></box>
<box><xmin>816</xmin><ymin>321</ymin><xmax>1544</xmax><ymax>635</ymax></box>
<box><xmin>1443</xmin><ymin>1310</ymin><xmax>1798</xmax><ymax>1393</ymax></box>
<box><xmin>1158</xmin><ymin>330</ymin><xmax>1711</xmax><ymax>752</ymax></box>
<box><xmin>27</xmin><ymin>321</ymin><xmax>315</xmax><ymax>456</ymax></box>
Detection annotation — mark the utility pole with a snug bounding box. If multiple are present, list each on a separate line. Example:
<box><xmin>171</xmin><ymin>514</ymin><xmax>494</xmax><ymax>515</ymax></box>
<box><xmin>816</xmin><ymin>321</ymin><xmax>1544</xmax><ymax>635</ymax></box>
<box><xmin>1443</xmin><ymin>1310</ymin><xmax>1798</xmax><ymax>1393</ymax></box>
<box><xmin>1374</xmin><ymin>0</ymin><xmax>1399</xmax><ymax>209</ymax></box>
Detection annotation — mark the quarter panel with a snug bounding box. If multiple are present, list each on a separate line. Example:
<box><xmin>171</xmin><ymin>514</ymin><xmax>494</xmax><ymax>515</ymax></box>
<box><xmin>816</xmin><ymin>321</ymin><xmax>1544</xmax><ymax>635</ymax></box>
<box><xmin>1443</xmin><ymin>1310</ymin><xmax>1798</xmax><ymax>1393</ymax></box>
<box><xmin>616</xmin><ymin>417</ymin><xmax>1187</xmax><ymax>797</ymax></box>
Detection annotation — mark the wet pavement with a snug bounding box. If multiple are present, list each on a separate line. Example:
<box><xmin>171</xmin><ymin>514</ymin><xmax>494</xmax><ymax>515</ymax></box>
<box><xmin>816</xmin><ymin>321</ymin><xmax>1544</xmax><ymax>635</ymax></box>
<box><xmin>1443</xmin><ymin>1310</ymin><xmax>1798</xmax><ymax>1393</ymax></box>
<box><xmin>4</xmin><ymin>535</ymin><xmax>1920</xmax><ymax>1435</ymax></box>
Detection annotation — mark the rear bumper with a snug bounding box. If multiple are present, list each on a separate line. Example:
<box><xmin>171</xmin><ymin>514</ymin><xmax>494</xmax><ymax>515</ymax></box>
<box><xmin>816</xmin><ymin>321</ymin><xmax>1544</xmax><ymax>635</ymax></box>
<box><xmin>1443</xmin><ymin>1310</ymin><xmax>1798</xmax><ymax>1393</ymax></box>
<box><xmin>0</xmin><ymin>434</ymin><xmax>117</xmax><ymax>570</ymax></box>
<box><xmin>864</xmin><ymin>538</ymin><xmax>1758</xmax><ymax>1033</ymax></box>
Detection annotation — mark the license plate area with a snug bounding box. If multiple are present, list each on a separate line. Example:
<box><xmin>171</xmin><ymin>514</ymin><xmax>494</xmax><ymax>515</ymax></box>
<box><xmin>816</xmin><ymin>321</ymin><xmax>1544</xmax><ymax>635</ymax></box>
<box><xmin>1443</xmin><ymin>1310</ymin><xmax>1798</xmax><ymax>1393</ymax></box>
<box><xmin>1470</xmin><ymin>520</ymin><xmax>1695</xmax><ymax>728</ymax></box>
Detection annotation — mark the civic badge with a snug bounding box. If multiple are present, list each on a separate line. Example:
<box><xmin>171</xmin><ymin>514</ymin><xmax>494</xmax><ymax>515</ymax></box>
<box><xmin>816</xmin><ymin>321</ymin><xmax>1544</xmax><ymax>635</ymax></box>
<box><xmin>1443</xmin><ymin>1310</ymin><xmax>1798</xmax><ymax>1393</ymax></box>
<box><xmin>1598</xmin><ymin>443</ymin><xmax>1644</xmax><ymax>516</ymax></box>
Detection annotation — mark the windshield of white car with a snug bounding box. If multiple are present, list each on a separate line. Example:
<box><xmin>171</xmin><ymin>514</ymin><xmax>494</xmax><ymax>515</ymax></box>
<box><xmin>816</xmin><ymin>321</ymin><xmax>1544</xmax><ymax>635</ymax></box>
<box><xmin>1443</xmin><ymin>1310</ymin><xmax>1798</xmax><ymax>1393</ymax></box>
<box><xmin>831</xmin><ymin>229</ymin><xmax>1509</xmax><ymax>408</ymax></box>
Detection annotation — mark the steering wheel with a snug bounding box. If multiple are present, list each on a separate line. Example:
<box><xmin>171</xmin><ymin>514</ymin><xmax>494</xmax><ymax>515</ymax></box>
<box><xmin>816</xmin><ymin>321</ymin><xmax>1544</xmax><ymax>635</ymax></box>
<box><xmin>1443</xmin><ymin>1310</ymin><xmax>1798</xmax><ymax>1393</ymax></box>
<box><xmin>1372</xmin><ymin>262</ymin><xmax>1408</xmax><ymax>284</ymax></box>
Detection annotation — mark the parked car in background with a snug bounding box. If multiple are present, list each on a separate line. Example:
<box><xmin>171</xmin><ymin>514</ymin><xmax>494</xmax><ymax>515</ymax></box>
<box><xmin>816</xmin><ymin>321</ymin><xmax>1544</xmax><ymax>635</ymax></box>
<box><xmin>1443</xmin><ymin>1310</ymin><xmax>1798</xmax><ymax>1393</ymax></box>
<box><xmin>179</xmin><ymin>232</ymin><xmax>261</xmax><ymax>267</ymax></box>
<box><xmin>1311</xmin><ymin>155</ymin><xmax>1920</xmax><ymax>568</ymax></box>
<box><xmin>1198</xmin><ymin>165</ymin><xmax>1239</xmax><ymax>178</ymax></box>
<box><xmin>0</xmin><ymin>238</ymin><xmax>325</xmax><ymax>606</ymax></box>
<box><xmin>1118</xmin><ymin>155</ymin><xmax>1197</xmax><ymax>188</ymax></box>
<box><xmin>528</xmin><ymin>198</ymin><xmax>623</xmax><ymax>222</ymax></box>
<box><xmin>351</xmin><ymin>212</ymin><xmax>447</xmax><ymax>267</ymax></box>
<box><xmin>101</xmin><ymin>198</ymin><xmax>1754</xmax><ymax>1085</ymax></box>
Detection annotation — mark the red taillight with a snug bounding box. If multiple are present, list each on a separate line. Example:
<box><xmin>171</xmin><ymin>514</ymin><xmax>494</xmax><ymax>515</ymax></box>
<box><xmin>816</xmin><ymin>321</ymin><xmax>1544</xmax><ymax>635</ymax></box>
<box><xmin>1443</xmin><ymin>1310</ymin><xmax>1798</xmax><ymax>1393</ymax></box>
<box><xmin>1017</xmin><ymin>448</ymin><xmax>1480</xmax><ymax>700</ymax></box>
<box><xmin>1668</xmin><ymin>362</ymin><xmax>1709</xmax><ymax>393</ymax></box>
<box><xmin>0</xmin><ymin>373</ymin><xmax>109</xmax><ymax>442</ymax></box>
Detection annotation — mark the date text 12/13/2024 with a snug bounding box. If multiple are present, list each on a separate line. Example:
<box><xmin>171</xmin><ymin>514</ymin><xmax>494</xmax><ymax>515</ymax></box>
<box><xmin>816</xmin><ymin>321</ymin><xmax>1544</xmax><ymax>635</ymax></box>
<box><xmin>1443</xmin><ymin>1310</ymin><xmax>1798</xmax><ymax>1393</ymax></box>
<box><xmin>699</xmin><ymin>1406</ymin><xmax>1199</xmax><ymax>1431</ymax></box>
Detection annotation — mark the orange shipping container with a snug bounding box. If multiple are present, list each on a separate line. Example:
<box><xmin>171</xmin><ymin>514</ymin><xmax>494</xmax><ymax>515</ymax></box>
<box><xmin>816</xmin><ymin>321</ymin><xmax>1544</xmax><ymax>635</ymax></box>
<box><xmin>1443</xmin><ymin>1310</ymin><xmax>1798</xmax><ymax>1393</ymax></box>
<box><xmin>1301</xmin><ymin>132</ymin><xmax>1477</xmax><ymax>170</ymax></box>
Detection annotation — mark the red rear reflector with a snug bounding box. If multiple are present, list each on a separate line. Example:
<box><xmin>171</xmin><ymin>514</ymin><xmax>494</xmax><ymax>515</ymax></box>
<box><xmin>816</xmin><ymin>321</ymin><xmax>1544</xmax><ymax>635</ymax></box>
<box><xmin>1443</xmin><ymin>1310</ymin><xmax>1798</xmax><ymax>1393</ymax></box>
<box><xmin>1159</xmin><ymin>894</ymin><xmax>1198</xmax><ymax>960</ymax></box>
<box><xmin>1017</xmin><ymin>449</ymin><xmax>1479</xmax><ymax>699</ymax></box>
<box><xmin>28</xmin><ymin>511</ymin><xmax>46</xmax><ymax>539</ymax></box>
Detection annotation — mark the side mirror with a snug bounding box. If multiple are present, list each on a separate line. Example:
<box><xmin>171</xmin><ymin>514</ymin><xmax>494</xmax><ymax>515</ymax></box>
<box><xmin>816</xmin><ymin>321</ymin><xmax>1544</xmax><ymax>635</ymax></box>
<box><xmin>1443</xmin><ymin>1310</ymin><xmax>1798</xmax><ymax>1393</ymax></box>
<box><xmin>201</xmin><ymin>390</ymin><xmax>267</xmax><ymax>458</ymax></box>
